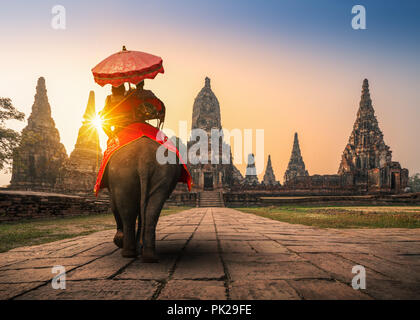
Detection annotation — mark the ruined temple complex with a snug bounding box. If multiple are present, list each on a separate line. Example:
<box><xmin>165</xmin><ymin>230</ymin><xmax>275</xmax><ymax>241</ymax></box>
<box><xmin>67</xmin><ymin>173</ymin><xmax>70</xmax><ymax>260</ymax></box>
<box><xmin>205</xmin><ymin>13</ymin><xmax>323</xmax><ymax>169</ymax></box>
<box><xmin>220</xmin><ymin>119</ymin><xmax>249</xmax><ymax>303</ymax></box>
<box><xmin>283</xmin><ymin>79</ymin><xmax>408</xmax><ymax>193</ymax></box>
<box><xmin>9</xmin><ymin>76</ymin><xmax>408</xmax><ymax>199</ymax></box>
<box><xmin>10</xmin><ymin>78</ymin><xmax>102</xmax><ymax>194</ymax></box>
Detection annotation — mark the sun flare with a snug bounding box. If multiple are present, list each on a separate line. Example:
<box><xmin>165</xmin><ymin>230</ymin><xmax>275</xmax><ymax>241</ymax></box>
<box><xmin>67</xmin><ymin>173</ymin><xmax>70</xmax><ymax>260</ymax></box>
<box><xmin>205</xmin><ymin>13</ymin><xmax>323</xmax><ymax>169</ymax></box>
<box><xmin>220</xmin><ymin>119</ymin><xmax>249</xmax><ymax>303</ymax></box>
<box><xmin>90</xmin><ymin>115</ymin><xmax>103</xmax><ymax>131</ymax></box>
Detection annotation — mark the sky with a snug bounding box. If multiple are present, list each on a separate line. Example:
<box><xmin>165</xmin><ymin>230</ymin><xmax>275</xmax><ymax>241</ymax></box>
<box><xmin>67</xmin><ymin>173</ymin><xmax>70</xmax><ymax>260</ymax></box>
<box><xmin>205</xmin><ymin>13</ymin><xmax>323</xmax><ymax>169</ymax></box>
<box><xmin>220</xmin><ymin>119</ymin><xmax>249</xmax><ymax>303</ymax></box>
<box><xmin>0</xmin><ymin>0</ymin><xmax>419</xmax><ymax>186</ymax></box>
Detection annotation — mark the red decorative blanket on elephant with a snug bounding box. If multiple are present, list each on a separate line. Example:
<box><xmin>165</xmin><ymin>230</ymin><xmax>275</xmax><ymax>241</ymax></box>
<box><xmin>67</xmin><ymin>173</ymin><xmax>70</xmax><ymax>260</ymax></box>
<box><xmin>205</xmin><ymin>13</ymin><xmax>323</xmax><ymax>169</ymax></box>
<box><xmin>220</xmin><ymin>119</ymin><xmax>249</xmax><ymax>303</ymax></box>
<box><xmin>94</xmin><ymin>122</ymin><xmax>191</xmax><ymax>196</ymax></box>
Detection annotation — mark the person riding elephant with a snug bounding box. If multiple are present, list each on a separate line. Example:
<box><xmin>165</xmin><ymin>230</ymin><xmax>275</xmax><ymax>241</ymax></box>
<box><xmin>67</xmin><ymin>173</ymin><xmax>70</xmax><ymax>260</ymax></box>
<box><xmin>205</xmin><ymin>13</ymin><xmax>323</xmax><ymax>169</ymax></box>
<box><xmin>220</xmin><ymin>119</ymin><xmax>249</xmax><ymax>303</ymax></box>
<box><xmin>96</xmin><ymin>81</ymin><xmax>185</xmax><ymax>261</ymax></box>
<box><xmin>130</xmin><ymin>80</ymin><xmax>166</xmax><ymax>129</ymax></box>
<box><xmin>100</xmin><ymin>84</ymin><xmax>126</xmax><ymax>137</ymax></box>
<box><xmin>93</xmin><ymin>47</ymin><xmax>191</xmax><ymax>262</ymax></box>
<box><xmin>100</xmin><ymin>81</ymin><xmax>165</xmax><ymax>138</ymax></box>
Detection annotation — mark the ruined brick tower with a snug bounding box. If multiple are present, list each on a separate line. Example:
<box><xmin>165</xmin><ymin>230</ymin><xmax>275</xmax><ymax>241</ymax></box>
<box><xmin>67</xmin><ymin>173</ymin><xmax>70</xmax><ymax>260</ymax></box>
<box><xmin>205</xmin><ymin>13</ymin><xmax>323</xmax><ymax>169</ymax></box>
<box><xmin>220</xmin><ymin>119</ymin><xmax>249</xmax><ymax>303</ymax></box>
<box><xmin>187</xmin><ymin>77</ymin><xmax>243</xmax><ymax>191</ymax></box>
<box><xmin>284</xmin><ymin>132</ymin><xmax>309</xmax><ymax>184</ymax></box>
<box><xmin>338</xmin><ymin>79</ymin><xmax>408</xmax><ymax>192</ymax></box>
<box><xmin>191</xmin><ymin>77</ymin><xmax>222</xmax><ymax>132</ymax></box>
<box><xmin>56</xmin><ymin>91</ymin><xmax>102</xmax><ymax>193</ymax></box>
<box><xmin>262</xmin><ymin>155</ymin><xmax>279</xmax><ymax>186</ymax></box>
<box><xmin>339</xmin><ymin>79</ymin><xmax>392</xmax><ymax>174</ymax></box>
<box><xmin>10</xmin><ymin>77</ymin><xmax>67</xmax><ymax>190</ymax></box>
<box><xmin>244</xmin><ymin>153</ymin><xmax>259</xmax><ymax>185</ymax></box>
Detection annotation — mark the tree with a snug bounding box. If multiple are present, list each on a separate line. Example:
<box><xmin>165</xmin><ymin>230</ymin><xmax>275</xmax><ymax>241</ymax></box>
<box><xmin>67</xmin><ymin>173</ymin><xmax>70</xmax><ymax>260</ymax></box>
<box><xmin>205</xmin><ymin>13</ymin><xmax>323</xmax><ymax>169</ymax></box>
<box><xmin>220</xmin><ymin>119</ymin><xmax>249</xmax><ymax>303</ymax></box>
<box><xmin>409</xmin><ymin>173</ymin><xmax>420</xmax><ymax>192</ymax></box>
<box><xmin>0</xmin><ymin>98</ymin><xmax>25</xmax><ymax>171</ymax></box>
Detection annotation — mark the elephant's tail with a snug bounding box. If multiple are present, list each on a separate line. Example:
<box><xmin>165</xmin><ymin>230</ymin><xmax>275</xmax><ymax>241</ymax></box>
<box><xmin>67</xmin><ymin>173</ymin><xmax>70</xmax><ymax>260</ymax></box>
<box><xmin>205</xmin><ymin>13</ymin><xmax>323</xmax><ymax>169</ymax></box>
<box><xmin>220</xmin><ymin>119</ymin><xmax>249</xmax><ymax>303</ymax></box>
<box><xmin>139</xmin><ymin>173</ymin><xmax>147</xmax><ymax>249</ymax></box>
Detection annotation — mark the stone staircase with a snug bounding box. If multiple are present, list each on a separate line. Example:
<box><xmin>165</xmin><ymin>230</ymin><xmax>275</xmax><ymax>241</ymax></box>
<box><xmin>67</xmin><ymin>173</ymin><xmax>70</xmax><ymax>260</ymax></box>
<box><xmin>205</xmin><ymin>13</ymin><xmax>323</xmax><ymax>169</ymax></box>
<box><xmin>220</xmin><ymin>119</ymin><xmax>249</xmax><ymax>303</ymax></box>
<box><xmin>197</xmin><ymin>191</ymin><xmax>225</xmax><ymax>207</ymax></box>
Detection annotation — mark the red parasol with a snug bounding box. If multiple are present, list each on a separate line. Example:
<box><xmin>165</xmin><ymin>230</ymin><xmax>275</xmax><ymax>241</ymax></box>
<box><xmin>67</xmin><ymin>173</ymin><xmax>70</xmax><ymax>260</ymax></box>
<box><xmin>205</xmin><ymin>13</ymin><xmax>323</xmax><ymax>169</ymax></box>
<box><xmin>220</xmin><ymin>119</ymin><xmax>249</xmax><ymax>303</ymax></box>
<box><xmin>91</xmin><ymin>46</ymin><xmax>164</xmax><ymax>87</ymax></box>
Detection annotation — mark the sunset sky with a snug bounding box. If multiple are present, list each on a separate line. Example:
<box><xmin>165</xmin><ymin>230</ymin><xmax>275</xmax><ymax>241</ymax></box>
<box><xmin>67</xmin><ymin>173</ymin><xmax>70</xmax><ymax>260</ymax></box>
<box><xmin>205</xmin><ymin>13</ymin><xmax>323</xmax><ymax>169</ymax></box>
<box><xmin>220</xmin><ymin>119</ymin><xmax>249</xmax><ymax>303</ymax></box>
<box><xmin>0</xmin><ymin>0</ymin><xmax>419</xmax><ymax>186</ymax></box>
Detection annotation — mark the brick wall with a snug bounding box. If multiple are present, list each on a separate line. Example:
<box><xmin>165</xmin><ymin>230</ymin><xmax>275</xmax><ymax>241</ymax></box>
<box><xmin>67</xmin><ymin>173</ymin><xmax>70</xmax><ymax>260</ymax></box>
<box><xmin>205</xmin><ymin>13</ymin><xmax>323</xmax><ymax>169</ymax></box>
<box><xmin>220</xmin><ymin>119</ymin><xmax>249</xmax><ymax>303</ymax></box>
<box><xmin>0</xmin><ymin>190</ymin><xmax>110</xmax><ymax>222</ymax></box>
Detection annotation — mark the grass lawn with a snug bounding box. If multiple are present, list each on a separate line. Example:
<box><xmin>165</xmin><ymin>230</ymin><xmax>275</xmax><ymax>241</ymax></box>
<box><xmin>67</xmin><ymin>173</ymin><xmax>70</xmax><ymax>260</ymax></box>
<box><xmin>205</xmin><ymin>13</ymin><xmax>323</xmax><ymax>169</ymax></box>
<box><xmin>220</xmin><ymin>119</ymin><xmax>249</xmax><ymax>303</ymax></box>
<box><xmin>236</xmin><ymin>205</ymin><xmax>420</xmax><ymax>229</ymax></box>
<box><xmin>0</xmin><ymin>206</ymin><xmax>192</xmax><ymax>253</ymax></box>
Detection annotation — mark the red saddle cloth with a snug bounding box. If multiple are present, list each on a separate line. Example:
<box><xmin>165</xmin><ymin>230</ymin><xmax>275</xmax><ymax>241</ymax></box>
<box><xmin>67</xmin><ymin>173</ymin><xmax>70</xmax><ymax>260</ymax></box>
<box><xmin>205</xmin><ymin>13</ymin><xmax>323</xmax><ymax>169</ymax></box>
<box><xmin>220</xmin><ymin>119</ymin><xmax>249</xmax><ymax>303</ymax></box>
<box><xmin>94</xmin><ymin>122</ymin><xmax>192</xmax><ymax>196</ymax></box>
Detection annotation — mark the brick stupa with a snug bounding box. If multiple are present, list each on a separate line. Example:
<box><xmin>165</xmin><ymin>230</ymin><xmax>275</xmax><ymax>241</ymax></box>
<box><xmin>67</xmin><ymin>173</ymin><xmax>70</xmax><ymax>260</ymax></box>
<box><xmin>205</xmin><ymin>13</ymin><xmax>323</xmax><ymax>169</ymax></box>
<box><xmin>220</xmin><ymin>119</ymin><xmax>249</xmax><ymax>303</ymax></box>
<box><xmin>284</xmin><ymin>132</ymin><xmax>309</xmax><ymax>184</ymax></box>
<box><xmin>243</xmin><ymin>153</ymin><xmax>259</xmax><ymax>185</ymax></box>
<box><xmin>187</xmin><ymin>77</ymin><xmax>244</xmax><ymax>190</ymax></box>
<box><xmin>338</xmin><ymin>79</ymin><xmax>392</xmax><ymax>174</ymax></box>
<box><xmin>56</xmin><ymin>91</ymin><xmax>102</xmax><ymax>193</ymax></box>
<box><xmin>262</xmin><ymin>155</ymin><xmax>280</xmax><ymax>186</ymax></box>
<box><xmin>10</xmin><ymin>77</ymin><xmax>67</xmax><ymax>190</ymax></box>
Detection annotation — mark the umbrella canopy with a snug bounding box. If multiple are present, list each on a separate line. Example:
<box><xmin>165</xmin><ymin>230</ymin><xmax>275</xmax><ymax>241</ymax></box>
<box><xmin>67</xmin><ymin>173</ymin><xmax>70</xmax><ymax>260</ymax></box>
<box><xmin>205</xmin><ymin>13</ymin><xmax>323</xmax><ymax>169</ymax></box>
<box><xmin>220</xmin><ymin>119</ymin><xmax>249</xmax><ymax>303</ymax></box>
<box><xmin>92</xmin><ymin>46</ymin><xmax>164</xmax><ymax>87</ymax></box>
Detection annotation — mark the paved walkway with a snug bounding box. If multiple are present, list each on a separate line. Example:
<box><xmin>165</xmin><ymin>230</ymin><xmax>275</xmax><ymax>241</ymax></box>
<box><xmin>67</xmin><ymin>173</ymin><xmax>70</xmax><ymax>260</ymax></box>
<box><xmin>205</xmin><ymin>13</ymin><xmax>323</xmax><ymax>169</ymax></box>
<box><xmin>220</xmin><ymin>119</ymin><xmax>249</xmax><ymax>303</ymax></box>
<box><xmin>0</xmin><ymin>208</ymin><xmax>419</xmax><ymax>300</ymax></box>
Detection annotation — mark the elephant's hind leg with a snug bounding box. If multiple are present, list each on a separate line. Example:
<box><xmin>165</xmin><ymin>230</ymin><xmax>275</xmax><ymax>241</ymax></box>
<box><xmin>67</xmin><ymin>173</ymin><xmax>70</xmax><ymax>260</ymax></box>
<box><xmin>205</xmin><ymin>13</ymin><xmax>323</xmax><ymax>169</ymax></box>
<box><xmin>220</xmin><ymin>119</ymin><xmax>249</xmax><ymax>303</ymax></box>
<box><xmin>111</xmin><ymin>196</ymin><xmax>123</xmax><ymax>248</ymax></box>
<box><xmin>121</xmin><ymin>215</ymin><xmax>138</xmax><ymax>258</ymax></box>
<box><xmin>141</xmin><ymin>190</ymin><xmax>168</xmax><ymax>263</ymax></box>
<box><xmin>110</xmin><ymin>183</ymin><xmax>140</xmax><ymax>258</ymax></box>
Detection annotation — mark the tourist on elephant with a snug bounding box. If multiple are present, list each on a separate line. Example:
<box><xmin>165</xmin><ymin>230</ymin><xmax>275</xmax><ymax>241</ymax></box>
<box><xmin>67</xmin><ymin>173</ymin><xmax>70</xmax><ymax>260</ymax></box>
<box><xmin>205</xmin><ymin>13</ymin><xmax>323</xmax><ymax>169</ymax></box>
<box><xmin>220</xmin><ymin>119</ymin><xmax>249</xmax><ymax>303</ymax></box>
<box><xmin>128</xmin><ymin>80</ymin><xmax>166</xmax><ymax>129</ymax></box>
<box><xmin>100</xmin><ymin>84</ymin><xmax>126</xmax><ymax>137</ymax></box>
<box><xmin>100</xmin><ymin>81</ymin><xmax>165</xmax><ymax>138</ymax></box>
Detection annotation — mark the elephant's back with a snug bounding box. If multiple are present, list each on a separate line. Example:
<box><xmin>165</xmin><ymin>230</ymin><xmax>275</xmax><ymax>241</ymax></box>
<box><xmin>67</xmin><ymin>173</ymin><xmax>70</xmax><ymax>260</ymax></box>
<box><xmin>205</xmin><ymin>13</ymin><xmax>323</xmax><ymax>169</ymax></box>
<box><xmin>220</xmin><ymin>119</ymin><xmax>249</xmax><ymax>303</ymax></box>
<box><xmin>106</xmin><ymin>136</ymin><xmax>182</xmax><ymax>192</ymax></box>
<box><xmin>109</xmin><ymin>136</ymin><xmax>160</xmax><ymax>167</ymax></box>
<box><xmin>107</xmin><ymin>137</ymin><xmax>180</xmax><ymax>174</ymax></box>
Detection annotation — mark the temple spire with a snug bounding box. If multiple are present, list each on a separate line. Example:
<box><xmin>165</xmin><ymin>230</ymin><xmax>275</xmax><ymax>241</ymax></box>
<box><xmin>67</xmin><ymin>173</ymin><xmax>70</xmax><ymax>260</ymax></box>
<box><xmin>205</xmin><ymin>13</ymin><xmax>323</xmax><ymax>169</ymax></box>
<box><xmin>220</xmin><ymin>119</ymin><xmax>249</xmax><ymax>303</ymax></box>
<box><xmin>262</xmin><ymin>155</ymin><xmax>279</xmax><ymax>186</ymax></box>
<box><xmin>293</xmin><ymin>133</ymin><xmax>299</xmax><ymax>151</ymax></box>
<box><xmin>191</xmin><ymin>76</ymin><xmax>221</xmax><ymax>132</ymax></box>
<box><xmin>284</xmin><ymin>132</ymin><xmax>309</xmax><ymax>183</ymax></box>
<box><xmin>338</xmin><ymin>79</ymin><xmax>392</xmax><ymax>174</ymax></box>
<box><xmin>244</xmin><ymin>153</ymin><xmax>259</xmax><ymax>185</ymax></box>
<box><xmin>82</xmin><ymin>91</ymin><xmax>96</xmax><ymax>121</ymax></box>
<box><xmin>205</xmin><ymin>76</ymin><xmax>211</xmax><ymax>89</ymax></box>
<box><xmin>73</xmin><ymin>91</ymin><xmax>100</xmax><ymax>150</ymax></box>
<box><xmin>27</xmin><ymin>77</ymin><xmax>55</xmax><ymax>129</ymax></box>
<box><xmin>10</xmin><ymin>77</ymin><xmax>67</xmax><ymax>190</ymax></box>
<box><xmin>55</xmin><ymin>91</ymin><xmax>102</xmax><ymax>193</ymax></box>
<box><xmin>359</xmin><ymin>78</ymin><xmax>373</xmax><ymax>110</ymax></box>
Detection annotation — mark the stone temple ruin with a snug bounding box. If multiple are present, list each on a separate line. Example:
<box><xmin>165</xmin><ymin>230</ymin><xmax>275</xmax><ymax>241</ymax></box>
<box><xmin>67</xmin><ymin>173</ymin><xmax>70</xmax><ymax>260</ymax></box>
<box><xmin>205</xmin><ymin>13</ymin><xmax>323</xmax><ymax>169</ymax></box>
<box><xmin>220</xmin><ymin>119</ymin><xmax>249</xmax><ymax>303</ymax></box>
<box><xmin>9</xmin><ymin>76</ymin><xmax>409</xmax><ymax>204</ymax></box>
<box><xmin>10</xmin><ymin>78</ymin><xmax>102</xmax><ymax>194</ymax></box>
<box><xmin>10</xmin><ymin>77</ymin><xmax>67</xmax><ymax>191</ymax></box>
<box><xmin>262</xmin><ymin>155</ymin><xmax>280</xmax><ymax>186</ymax></box>
<box><xmin>187</xmin><ymin>77</ymin><xmax>244</xmax><ymax>191</ymax></box>
<box><xmin>243</xmin><ymin>154</ymin><xmax>259</xmax><ymax>186</ymax></box>
<box><xmin>337</xmin><ymin>79</ymin><xmax>408</xmax><ymax>193</ymax></box>
<box><xmin>283</xmin><ymin>79</ymin><xmax>408</xmax><ymax>194</ymax></box>
<box><xmin>283</xmin><ymin>132</ymin><xmax>309</xmax><ymax>184</ymax></box>
<box><xmin>55</xmin><ymin>91</ymin><xmax>102</xmax><ymax>194</ymax></box>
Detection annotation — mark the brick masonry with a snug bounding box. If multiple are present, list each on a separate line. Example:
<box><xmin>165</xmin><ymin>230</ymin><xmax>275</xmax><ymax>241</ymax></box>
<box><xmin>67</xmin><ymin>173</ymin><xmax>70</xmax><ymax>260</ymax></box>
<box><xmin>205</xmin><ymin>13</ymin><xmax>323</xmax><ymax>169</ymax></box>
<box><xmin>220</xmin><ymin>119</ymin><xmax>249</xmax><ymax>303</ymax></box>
<box><xmin>0</xmin><ymin>190</ymin><xmax>109</xmax><ymax>222</ymax></box>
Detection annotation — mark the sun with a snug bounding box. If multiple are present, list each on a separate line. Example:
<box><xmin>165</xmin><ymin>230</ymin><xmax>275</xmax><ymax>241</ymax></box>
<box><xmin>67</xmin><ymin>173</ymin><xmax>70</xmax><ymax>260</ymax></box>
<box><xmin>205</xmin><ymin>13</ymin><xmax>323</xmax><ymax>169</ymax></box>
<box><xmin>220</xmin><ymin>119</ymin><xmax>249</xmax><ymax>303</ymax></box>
<box><xmin>90</xmin><ymin>114</ymin><xmax>103</xmax><ymax>131</ymax></box>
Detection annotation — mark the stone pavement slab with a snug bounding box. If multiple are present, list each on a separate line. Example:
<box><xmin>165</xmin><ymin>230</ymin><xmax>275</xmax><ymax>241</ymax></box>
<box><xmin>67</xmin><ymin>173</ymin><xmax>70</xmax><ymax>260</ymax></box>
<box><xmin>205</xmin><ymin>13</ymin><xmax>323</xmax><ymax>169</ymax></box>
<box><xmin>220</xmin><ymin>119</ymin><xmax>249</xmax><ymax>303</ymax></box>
<box><xmin>0</xmin><ymin>207</ymin><xmax>419</xmax><ymax>299</ymax></box>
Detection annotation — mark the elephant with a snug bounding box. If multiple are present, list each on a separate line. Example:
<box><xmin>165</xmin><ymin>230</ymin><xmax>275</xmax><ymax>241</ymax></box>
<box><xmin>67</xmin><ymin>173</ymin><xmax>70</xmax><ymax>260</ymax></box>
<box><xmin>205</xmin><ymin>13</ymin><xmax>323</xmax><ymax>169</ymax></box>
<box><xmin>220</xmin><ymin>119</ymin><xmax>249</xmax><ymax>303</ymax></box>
<box><xmin>104</xmin><ymin>137</ymin><xmax>182</xmax><ymax>262</ymax></box>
